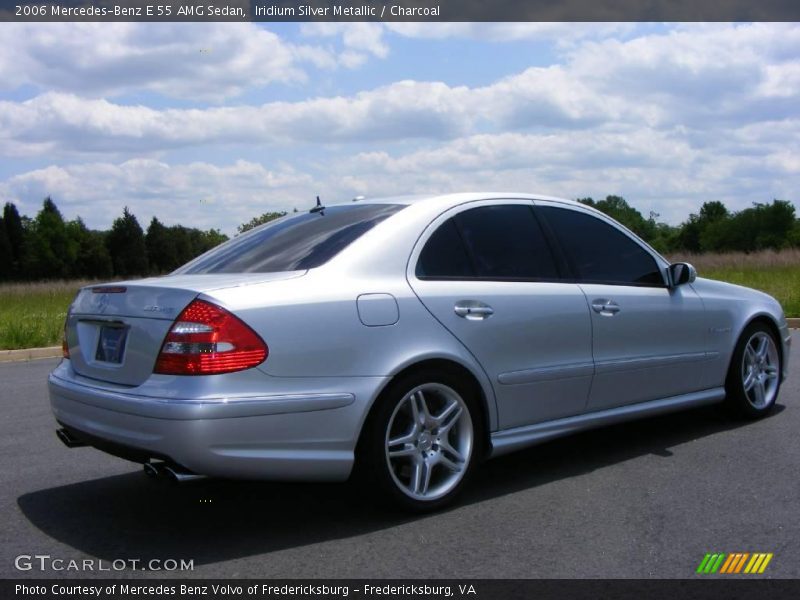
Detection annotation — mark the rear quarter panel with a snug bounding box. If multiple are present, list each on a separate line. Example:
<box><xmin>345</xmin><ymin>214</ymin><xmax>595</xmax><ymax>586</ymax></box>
<box><xmin>204</xmin><ymin>271</ymin><xmax>500</xmax><ymax>430</ymax></box>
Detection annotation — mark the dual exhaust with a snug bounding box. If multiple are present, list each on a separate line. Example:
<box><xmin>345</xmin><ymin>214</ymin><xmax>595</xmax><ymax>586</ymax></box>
<box><xmin>143</xmin><ymin>461</ymin><xmax>206</xmax><ymax>483</ymax></box>
<box><xmin>55</xmin><ymin>428</ymin><xmax>206</xmax><ymax>483</ymax></box>
<box><xmin>56</xmin><ymin>427</ymin><xmax>87</xmax><ymax>448</ymax></box>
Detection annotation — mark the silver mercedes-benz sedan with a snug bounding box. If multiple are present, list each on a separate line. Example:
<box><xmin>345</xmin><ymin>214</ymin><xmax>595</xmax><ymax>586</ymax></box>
<box><xmin>50</xmin><ymin>193</ymin><xmax>791</xmax><ymax>510</ymax></box>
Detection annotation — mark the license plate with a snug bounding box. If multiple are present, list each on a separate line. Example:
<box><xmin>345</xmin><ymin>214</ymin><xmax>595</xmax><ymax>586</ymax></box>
<box><xmin>95</xmin><ymin>326</ymin><xmax>128</xmax><ymax>364</ymax></box>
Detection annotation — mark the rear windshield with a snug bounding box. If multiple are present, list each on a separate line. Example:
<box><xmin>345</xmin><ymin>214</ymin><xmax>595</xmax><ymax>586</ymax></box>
<box><xmin>176</xmin><ymin>204</ymin><xmax>405</xmax><ymax>274</ymax></box>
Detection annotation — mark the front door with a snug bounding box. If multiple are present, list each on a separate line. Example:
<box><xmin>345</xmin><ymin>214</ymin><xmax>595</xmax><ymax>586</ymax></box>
<box><xmin>580</xmin><ymin>282</ymin><xmax>707</xmax><ymax>409</ymax></box>
<box><xmin>536</xmin><ymin>203</ymin><xmax>708</xmax><ymax>410</ymax></box>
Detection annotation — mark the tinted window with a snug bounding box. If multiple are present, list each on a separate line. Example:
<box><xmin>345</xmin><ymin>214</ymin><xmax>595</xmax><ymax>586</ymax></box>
<box><xmin>416</xmin><ymin>219</ymin><xmax>474</xmax><ymax>278</ymax></box>
<box><xmin>417</xmin><ymin>204</ymin><xmax>559</xmax><ymax>280</ymax></box>
<box><xmin>538</xmin><ymin>206</ymin><xmax>664</xmax><ymax>286</ymax></box>
<box><xmin>177</xmin><ymin>204</ymin><xmax>404</xmax><ymax>274</ymax></box>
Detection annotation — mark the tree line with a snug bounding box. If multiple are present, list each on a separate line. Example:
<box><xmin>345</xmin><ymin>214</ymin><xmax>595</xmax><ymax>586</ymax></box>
<box><xmin>578</xmin><ymin>196</ymin><xmax>798</xmax><ymax>254</ymax></box>
<box><xmin>0</xmin><ymin>198</ymin><xmax>227</xmax><ymax>281</ymax></box>
<box><xmin>0</xmin><ymin>195</ymin><xmax>797</xmax><ymax>282</ymax></box>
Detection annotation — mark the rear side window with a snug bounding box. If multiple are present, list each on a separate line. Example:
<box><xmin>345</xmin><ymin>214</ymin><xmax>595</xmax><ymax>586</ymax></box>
<box><xmin>416</xmin><ymin>219</ymin><xmax>474</xmax><ymax>278</ymax></box>
<box><xmin>177</xmin><ymin>204</ymin><xmax>404</xmax><ymax>274</ymax></box>
<box><xmin>538</xmin><ymin>206</ymin><xmax>664</xmax><ymax>286</ymax></box>
<box><xmin>416</xmin><ymin>204</ymin><xmax>559</xmax><ymax>280</ymax></box>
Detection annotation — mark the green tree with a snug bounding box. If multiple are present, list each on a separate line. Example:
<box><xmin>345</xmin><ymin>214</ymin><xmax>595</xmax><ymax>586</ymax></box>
<box><xmin>106</xmin><ymin>207</ymin><xmax>148</xmax><ymax>277</ymax></box>
<box><xmin>201</xmin><ymin>228</ymin><xmax>228</xmax><ymax>248</ymax></box>
<box><xmin>168</xmin><ymin>225</ymin><xmax>195</xmax><ymax>266</ymax></box>
<box><xmin>714</xmin><ymin>200</ymin><xmax>797</xmax><ymax>252</ymax></box>
<box><xmin>578</xmin><ymin>196</ymin><xmax>656</xmax><ymax>240</ymax></box>
<box><xmin>697</xmin><ymin>201</ymin><xmax>732</xmax><ymax>252</ymax></box>
<box><xmin>25</xmin><ymin>197</ymin><xmax>78</xmax><ymax>279</ymax></box>
<box><xmin>676</xmin><ymin>201</ymin><xmax>730</xmax><ymax>252</ymax></box>
<box><xmin>648</xmin><ymin>221</ymin><xmax>681</xmax><ymax>254</ymax></box>
<box><xmin>145</xmin><ymin>217</ymin><xmax>178</xmax><ymax>274</ymax></box>
<box><xmin>157</xmin><ymin>224</ymin><xmax>228</xmax><ymax>271</ymax></box>
<box><xmin>190</xmin><ymin>228</ymin><xmax>228</xmax><ymax>256</ymax></box>
<box><xmin>67</xmin><ymin>218</ymin><xmax>113</xmax><ymax>279</ymax></box>
<box><xmin>0</xmin><ymin>216</ymin><xmax>13</xmax><ymax>280</ymax></box>
<box><xmin>3</xmin><ymin>202</ymin><xmax>27</xmax><ymax>278</ymax></box>
<box><xmin>237</xmin><ymin>211</ymin><xmax>287</xmax><ymax>234</ymax></box>
<box><xmin>790</xmin><ymin>220</ymin><xmax>800</xmax><ymax>247</ymax></box>
<box><xmin>754</xmin><ymin>200</ymin><xmax>796</xmax><ymax>249</ymax></box>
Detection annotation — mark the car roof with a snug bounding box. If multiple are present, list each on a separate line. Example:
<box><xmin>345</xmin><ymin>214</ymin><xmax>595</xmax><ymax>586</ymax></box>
<box><xmin>326</xmin><ymin>192</ymin><xmax>584</xmax><ymax>209</ymax></box>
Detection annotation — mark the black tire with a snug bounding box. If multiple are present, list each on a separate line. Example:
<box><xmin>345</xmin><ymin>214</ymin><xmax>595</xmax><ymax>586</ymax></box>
<box><xmin>357</xmin><ymin>368</ymin><xmax>484</xmax><ymax>512</ymax></box>
<box><xmin>724</xmin><ymin>321</ymin><xmax>782</xmax><ymax>419</ymax></box>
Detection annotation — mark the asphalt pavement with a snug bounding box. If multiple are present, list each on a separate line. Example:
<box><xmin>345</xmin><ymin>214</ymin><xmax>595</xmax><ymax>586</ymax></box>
<box><xmin>2</xmin><ymin>338</ymin><xmax>798</xmax><ymax>579</ymax></box>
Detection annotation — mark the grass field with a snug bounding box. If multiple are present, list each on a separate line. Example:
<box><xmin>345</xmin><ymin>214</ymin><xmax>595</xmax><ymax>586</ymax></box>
<box><xmin>669</xmin><ymin>249</ymin><xmax>800</xmax><ymax>318</ymax></box>
<box><xmin>1</xmin><ymin>250</ymin><xmax>798</xmax><ymax>350</ymax></box>
<box><xmin>0</xmin><ymin>281</ymin><xmax>91</xmax><ymax>350</ymax></box>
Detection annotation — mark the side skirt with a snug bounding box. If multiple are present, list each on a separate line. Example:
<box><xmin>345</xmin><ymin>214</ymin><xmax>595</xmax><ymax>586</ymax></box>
<box><xmin>489</xmin><ymin>387</ymin><xmax>725</xmax><ymax>458</ymax></box>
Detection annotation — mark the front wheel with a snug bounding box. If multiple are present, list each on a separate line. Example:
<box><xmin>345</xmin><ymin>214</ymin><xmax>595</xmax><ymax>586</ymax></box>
<box><xmin>359</xmin><ymin>370</ymin><xmax>483</xmax><ymax>511</ymax></box>
<box><xmin>724</xmin><ymin>322</ymin><xmax>782</xmax><ymax>419</ymax></box>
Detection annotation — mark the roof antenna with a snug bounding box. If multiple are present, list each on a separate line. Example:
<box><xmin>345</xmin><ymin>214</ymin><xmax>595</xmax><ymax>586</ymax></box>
<box><xmin>310</xmin><ymin>195</ymin><xmax>325</xmax><ymax>214</ymax></box>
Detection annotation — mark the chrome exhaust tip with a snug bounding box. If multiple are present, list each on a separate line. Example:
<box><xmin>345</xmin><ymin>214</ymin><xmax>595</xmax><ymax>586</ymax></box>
<box><xmin>144</xmin><ymin>461</ymin><xmax>206</xmax><ymax>483</ymax></box>
<box><xmin>163</xmin><ymin>465</ymin><xmax>207</xmax><ymax>483</ymax></box>
<box><xmin>56</xmin><ymin>428</ymin><xmax>87</xmax><ymax>448</ymax></box>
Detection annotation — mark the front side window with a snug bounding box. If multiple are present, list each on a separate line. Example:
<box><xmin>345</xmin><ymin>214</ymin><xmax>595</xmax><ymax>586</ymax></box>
<box><xmin>177</xmin><ymin>204</ymin><xmax>404</xmax><ymax>274</ymax></box>
<box><xmin>538</xmin><ymin>206</ymin><xmax>664</xmax><ymax>286</ymax></box>
<box><xmin>416</xmin><ymin>204</ymin><xmax>559</xmax><ymax>280</ymax></box>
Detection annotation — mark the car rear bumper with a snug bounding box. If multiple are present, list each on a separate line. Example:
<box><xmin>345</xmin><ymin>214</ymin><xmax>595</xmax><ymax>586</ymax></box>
<box><xmin>49</xmin><ymin>362</ymin><xmax>386</xmax><ymax>482</ymax></box>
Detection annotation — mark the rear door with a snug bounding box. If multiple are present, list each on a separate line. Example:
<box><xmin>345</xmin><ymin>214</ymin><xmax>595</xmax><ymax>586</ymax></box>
<box><xmin>408</xmin><ymin>200</ymin><xmax>594</xmax><ymax>430</ymax></box>
<box><xmin>536</xmin><ymin>204</ymin><xmax>708</xmax><ymax>410</ymax></box>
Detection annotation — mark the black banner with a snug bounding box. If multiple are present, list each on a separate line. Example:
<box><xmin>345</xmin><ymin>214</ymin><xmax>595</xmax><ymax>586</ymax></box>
<box><xmin>5</xmin><ymin>580</ymin><xmax>800</xmax><ymax>600</ymax></box>
<box><xmin>2</xmin><ymin>0</ymin><xmax>800</xmax><ymax>22</ymax></box>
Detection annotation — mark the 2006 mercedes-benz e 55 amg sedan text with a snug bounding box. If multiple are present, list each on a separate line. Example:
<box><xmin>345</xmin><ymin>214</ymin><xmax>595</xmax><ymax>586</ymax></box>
<box><xmin>50</xmin><ymin>193</ymin><xmax>791</xmax><ymax>510</ymax></box>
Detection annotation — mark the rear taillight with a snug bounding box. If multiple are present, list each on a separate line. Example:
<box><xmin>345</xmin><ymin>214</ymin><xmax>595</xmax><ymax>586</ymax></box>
<box><xmin>61</xmin><ymin>325</ymin><xmax>69</xmax><ymax>359</ymax></box>
<box><xmin>153</xmin><ymin>299</ymin><xmax>267</xmax><ymax>375</ymax></box>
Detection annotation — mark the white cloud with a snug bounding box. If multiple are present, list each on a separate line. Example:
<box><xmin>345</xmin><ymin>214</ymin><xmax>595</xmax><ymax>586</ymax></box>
<box><xmin>0</xmin><ymin>83</ymin><xmax>474</xmax><ymax>155</ymax></box>
<box><xmin>298</xmin><ymin>22</ymin><xmax>634</xmax><ymax>69</ymax></box>
<box><xmin>0</xmin><ymin>22</ymin><xmax>335</xmax><ymax>101</ymax></box>
<box><xmin>2</xmin><ymin>23</ymin><xmax>797</xmax><ymax>157</ymax></box>
<box><xmin>331</xmin><ymin>123</ymin><xmax>800</xmax><ymax>224</ymax></box>
<box><xmin>0</xmin><ymin>160</ymin><xmax>314</xmax><ymax>233</ymax></box>
<box><xmin>301</xmin><ymin>22</ymin><xmax>389</xmax><ymax>68</ymax></box>
<box><xmin>384</xmin><ymin>22</ymin><xmax>635</xmax><ymax>43</ymax></box>
<box><xmin>566</xmin><ymin>23</ymin><xmax>800</xmax><ymax>111</ymax></box>
<box><xmin>0</xmin><ymin>23</ymin><xmax>798</xmax><ymax>230</ymax></box>
<box><xmin>2</xmin><ymin>113</ymin><xmax>797</xmax><ymax>233</ymax></box>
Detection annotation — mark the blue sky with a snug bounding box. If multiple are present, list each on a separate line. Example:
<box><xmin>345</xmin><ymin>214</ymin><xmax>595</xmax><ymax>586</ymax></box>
<box><xmin>0</xmin><ymin>22</ymin><xmax>798</xmax><ymax>234</ymax></box>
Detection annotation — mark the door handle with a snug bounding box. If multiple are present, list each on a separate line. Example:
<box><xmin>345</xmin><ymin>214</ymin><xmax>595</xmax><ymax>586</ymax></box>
<box><xmin>591</xmin><ymin>299</ymin><xmax>621</xmax><ymax>316</ymax></box>
<box><xmin>454</xmin><ymin>302</ymin><xmax>494</xmax><ymax>320</ymax></box>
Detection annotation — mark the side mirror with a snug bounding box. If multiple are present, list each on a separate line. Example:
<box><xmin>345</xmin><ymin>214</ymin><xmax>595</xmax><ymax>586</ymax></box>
<box><xmin>669</xmin><ymin>262</ymin><xmax>697</xmax><ymax>287</ymax></box>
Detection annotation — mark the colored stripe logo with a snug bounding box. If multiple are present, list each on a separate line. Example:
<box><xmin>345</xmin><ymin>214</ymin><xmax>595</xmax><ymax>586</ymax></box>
<box><xmin>696</xmin><ymin>553</ymin><xmax>773</xmax><ymax>574</ymax></box>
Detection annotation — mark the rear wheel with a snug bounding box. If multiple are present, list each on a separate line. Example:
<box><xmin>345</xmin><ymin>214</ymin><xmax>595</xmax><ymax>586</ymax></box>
<box><xmin>725</xmin><ymin>322</ymin><xmax>781</xmax><ymax>419</ymax></box>
<box><xmin>360</xmin><ymin>370</ymin><xmax>483</xmax><ymax>511</ymax></box>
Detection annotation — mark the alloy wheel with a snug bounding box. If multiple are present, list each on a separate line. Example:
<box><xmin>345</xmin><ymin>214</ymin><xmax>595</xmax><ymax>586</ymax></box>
<box><xmin>741</xmin><ymin>331</ymin><xmax>780</xmax><ymax>409</ymax></box>
<box><xmin>384</xmin><ymin>383</ymin><xmax>473</xmax><ymax>501</ymax></box>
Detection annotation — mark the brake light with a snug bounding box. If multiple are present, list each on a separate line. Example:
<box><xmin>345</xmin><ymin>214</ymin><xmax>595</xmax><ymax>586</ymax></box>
<box><xmin>153</xmin><ymin>299</ymin><xmax>267</xmax><ymax>375</ymax></box>
<box><xmin>62</xmin><ymin>325</ymin><xmax>69</xmax><ymax>359</ymax></box>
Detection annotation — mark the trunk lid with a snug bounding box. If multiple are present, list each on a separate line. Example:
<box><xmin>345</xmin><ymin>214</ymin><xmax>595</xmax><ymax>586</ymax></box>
<box><xmin>65</xmin><ymin>272</ymin><xmax>303</xmax><ymax>386</ymax></box>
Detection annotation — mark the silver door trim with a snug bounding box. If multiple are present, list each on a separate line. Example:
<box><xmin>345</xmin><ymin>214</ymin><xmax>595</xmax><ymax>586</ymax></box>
<box><xmin>498</xmin><ymin>362</ymin><xmax>595</xmax><ymax>385</ymax></box>
<box><xmin>594</xmin><ymin>352</ymin><xmax>711</xmax><ymax>374</ymax></box>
